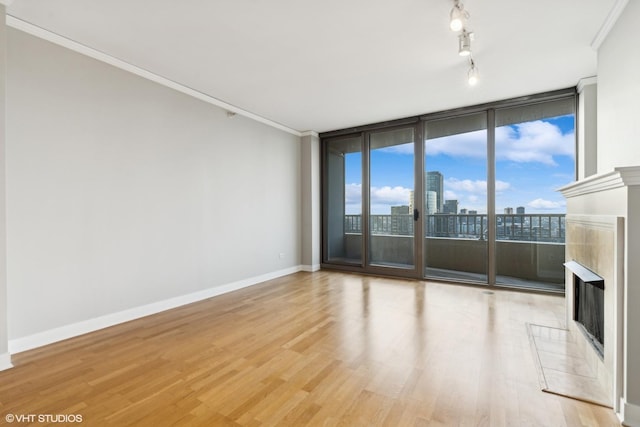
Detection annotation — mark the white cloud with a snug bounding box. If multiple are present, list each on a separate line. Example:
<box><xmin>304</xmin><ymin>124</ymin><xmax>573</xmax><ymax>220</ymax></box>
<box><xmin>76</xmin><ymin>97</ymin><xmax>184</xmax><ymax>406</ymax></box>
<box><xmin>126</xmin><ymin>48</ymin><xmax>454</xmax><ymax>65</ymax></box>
<box><xmin>528</xmin><ymin>198</ymin><xmax>566</xmax><ymax>210</ymax></box>
<box><xmin>447</xmin><ymin>178</ymin><xmax>485</xmax><ymax>193</ymax></box>
<box><xmin>445</xmin><ymin>178</ymin><xmax>511</xmax><ymax>194</ymax></box>
<box><xmin>370</xmin><ymin>185</ymin><xmax>412</xmax><ymax>205</ymax></box>
<box><xmin>425</xmin><ymin>120</ymin><xmax>574</xmax><ymax>167</ymax></box>
<box><xmin>344</xmin><ymin>183</ymin><xmax>413</xmax><ymax>214</ymax></box>
<box><xmin>345</xmin><ymin>183</ymin><xmax>362</xmax><ymax>205</ymax></box>
<box><xmin>441</xmin><ymin>178</ymin><xmax>512</xmax><ymax>212</ymax></box>
<box><xmin>496</xmin><ymin>121</ymin><xmax>574</xmax><ymax>166</ymax></box>
<box><xmin>426</xmin><ymin>130</ymin><xmax>486</xmax><ymax>158</ymax></box>
<box><xmin>496</xmin><ymin>181</ymin><xmax>512</xmax><ymax>194</ymax></box>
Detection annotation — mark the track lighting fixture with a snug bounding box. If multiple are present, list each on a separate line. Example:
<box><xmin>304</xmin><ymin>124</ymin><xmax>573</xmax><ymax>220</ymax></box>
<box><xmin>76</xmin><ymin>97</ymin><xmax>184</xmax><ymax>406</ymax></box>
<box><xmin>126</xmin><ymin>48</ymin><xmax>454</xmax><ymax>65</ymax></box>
<box><xmin>467</xmin><ymin>58</ymin><xmax>479</xmax><ymax>86</ymax></box>
<box><xmin>449</xmin><ymin>0</ymin><xmax>468</xmax><ymax>32</ymax></box>
<box><xmin>447</xmin><ymin>0</ymin><xmax>479</xmax><ymax>86</ymax></box>
<box><xmin>458</xmin><ymin>29</ymin><xmax>473</xmax><ymax>57</ymax></box>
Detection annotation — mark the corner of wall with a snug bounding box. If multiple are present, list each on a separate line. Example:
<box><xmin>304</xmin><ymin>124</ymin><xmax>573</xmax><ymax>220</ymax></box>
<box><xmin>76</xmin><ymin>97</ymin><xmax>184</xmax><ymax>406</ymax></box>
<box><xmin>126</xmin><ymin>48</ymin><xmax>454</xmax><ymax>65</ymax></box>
<box><xmin>577</xmin><ymin>77</ymin><xmax>598</xmax><ymax>179</ymax></box>
<box><xmin>619</xmin><ymin>397</ymin><xmax>640</xmax><ymax>427</ymax></box>
<box><xmin>0</xmin><ymin>352</ymin><xmax>12</xmax><ymax>371</ymax></box>
<box><xmin>300</xmin><ymin>132</ymin><xmax>321</xmax><ymax>269</ymax></box>
<box><xmin>0</xmin><ymin>3</ymin><xmax>10</xmax><ymax>362</ymax></box>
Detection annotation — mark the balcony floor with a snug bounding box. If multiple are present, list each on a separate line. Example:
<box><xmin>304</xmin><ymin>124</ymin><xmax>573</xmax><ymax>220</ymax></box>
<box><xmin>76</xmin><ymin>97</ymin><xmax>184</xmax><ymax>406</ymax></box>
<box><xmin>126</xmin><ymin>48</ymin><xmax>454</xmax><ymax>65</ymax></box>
<box><xmin>425</xmin><ymin>267</ymin><xmax>565</xmax><ymax>293</ymax></box>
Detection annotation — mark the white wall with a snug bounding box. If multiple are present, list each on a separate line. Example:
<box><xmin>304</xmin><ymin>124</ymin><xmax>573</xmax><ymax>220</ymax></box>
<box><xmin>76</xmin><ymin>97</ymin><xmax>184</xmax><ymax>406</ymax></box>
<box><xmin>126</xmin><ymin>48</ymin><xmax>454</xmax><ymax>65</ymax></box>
<box><xmin>597</xmin><ymin>0</ymin><xmax>640</xmax><ymax>173</ymax></box>
<box><xmin>6</xmin><ymin>29</ymin><xmax>301</xmax><ymax>343</ymax></box>
<box><xmin>577</xmin><ymin>80</ymin><xmax>597</xmax><ymax>180</ymax></box>
<box><xmin>596</xmin><ymin>1</ymin><xmax>640</xmax><ymax>422</ymax></box>
<box><xmin>0</xmin><ymin>4</ymin><xmax>10</xmax><ymax>368</ymax></box>
<box><xmin>300</xmin><ymin>133</ymin><xmax>320</xmax><ymax>271</ymax></box>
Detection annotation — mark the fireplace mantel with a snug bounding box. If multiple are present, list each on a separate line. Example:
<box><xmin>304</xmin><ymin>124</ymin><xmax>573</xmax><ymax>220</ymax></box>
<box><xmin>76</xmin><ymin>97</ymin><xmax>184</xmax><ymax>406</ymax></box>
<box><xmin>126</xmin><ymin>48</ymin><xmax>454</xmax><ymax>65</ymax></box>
<box><xmin>556</xmin><ymin>166</ymin><xmax>640</xmax><ymax>421</ymax></box>
<box><xmin>559</xmin><ymin>166</ymin><xmax>640</xmax><ymax>198</ymax></box>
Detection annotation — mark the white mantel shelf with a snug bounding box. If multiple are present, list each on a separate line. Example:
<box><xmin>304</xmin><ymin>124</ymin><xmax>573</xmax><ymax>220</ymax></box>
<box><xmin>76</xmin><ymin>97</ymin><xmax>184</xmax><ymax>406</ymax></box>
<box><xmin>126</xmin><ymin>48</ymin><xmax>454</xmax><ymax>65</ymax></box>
<box><xmin>559</xmin><ymin>166</ymin><xmax>640</xmax><ymax>198</ymax></box>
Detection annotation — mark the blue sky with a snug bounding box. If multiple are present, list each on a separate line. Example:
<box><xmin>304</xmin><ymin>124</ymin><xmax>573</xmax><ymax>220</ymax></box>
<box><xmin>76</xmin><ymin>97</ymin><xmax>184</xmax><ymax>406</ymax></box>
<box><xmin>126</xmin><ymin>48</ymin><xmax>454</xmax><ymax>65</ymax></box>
<box><xmin>345</xmin><ymin>115</ymin><xmax>575</xmax><ymax>214</ymax></box>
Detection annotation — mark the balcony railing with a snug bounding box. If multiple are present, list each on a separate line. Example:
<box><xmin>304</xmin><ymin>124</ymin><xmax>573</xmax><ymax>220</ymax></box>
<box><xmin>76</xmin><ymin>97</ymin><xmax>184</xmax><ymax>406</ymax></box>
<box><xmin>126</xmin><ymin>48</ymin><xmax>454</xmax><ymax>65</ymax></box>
<box><xmin>345</xmin><ymin>213</ymin><xmax>565</xmax><ymax>243</ymax></box>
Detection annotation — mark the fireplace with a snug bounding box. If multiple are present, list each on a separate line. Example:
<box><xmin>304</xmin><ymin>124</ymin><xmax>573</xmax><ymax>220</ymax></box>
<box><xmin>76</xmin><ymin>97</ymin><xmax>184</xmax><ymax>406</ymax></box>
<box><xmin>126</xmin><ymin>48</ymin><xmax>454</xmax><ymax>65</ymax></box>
<box><xmin>561</xmin><ymin>214</ymin><xmax>624</xmax><ymax>410</ymax></box>
<box><xmin>559</xmin><ymin>166</ymin><xmax>640</xmax><ymax>420</ymax></box>
<box><xmin>565</xmin><ymin>260</ymin><xmax>604</xmax><ymax>358</ymax></box>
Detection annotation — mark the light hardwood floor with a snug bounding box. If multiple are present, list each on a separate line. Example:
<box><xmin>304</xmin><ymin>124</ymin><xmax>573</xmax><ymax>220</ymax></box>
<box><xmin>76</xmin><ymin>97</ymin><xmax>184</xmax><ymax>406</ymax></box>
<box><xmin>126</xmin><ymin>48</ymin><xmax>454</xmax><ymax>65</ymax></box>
<box><xmin>0</xmin><ymin>271</ymin><xmax>621</xmax><ymax>426</ymax></box>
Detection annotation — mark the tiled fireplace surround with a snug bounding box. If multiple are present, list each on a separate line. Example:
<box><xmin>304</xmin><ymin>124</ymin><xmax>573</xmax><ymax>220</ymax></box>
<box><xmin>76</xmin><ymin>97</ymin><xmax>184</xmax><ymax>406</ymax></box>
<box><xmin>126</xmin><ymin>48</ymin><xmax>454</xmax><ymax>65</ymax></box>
<box><xmin>564</xmin><ymin>214</ymin><xmax>623</xmax><ymax>407</ymax></box>
<box><xmin>560</xmin><ymin>166</ymin><xmax>640</xmax><ymax>424</ymax></box>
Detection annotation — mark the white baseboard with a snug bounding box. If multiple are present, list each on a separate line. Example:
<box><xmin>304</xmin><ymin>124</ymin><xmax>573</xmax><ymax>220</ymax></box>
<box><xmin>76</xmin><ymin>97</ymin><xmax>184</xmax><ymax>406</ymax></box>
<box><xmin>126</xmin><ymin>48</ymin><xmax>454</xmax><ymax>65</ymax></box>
<box><xmin>9</xmin><ymin>266</ymin><xmax>303</xmax><ymax>354</ymax></box>
<box><xmin>301</xmin><ymin>264</ymin><xmax>321</xmax><ymax>272</ymax></box>
<box><xmin>619</xmin><ymin>397</ymin><xmax>640</xmax><ymax>426</ymax></box>
<box><xmin>0</xmin><ymin>352</ymin><xmax>12</xmax><ymax>371</ymax></box>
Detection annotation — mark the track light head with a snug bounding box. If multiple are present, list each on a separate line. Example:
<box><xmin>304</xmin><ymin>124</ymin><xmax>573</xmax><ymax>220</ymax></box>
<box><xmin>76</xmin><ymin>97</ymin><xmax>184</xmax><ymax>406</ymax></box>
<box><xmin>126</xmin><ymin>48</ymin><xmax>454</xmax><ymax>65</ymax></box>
<box><xmin>468</xmin><ymin>59</ymin><xmax>479</xmax><ymax>86</ymax></box>
<box><xmin>449</xmin><ymin>0</ymin><xmax>468</xmax><ymax>32</ymax></box>
<box><xmin>458</xmin><ymin>30</ymin><xmax>473</xmax><ymax>56</ymax></box>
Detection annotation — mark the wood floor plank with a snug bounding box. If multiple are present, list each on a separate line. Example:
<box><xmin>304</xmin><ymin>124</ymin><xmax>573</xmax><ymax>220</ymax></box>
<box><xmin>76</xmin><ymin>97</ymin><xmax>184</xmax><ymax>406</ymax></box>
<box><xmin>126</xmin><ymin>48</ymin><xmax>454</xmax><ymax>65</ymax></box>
<box><xmin>0</xmin><ymin>271</ymin><xmax>622</xmax><ymax>426</ymax></box>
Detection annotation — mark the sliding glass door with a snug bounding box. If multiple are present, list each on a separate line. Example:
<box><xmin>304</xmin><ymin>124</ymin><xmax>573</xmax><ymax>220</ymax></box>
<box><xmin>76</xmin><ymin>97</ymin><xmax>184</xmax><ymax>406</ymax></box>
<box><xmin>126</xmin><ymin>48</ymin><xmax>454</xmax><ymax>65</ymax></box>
<box><xmin>423</xmin><ymin>113</ymin><xmax>488</xmax><ymax>282</ymax></box>
<box><xmin>322</xmin><ymin>125</ymin><xmax>421</xmax><ymax>276</ymax></box>
<box><xmin>322</xmin><ymin>90</ymin><xmax>575</xmax><ymax>290</ymax></box>
<box><xmin>494</xmin><ymin>99</ymin><xmax>575</xmax><ymax>291</ymax></box>
<box><xmin>368</xmin><ymin>127</ymin><xmax>417</xmax><ymax>270</ymax></box>
<box><xmin>324</xmin><ymin>135</ymin><xmax>362</xmax><ymax>265</ymax></box>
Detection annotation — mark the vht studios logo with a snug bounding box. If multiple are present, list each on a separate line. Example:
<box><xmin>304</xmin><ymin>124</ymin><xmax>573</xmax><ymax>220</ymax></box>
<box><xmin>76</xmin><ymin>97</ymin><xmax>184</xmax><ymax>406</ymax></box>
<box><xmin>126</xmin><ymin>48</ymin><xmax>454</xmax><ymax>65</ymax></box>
<box><xmin>5</xmin><ymin>413</ymin><xmax>83</xmax><ymax>423</ymax></box>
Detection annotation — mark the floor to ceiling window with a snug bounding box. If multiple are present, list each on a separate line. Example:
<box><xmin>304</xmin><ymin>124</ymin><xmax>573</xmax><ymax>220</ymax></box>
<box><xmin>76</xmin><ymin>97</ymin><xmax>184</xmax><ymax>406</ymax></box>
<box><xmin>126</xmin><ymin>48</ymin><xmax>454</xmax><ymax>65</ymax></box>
<box><xmin>321</xmin><ymin>89</ymin><xmax>575</xmax><ymax>292</ymax></box>
<box><xmin>322</xmin><ymin>125</ymin><xmax>421</xmax><ymax>278</ymax></box>
<box><xmin>494</xmin><ymin>98</ymin><xmax>575</xmax><ymax>291</ymax></box>
<box><xmin>324</xmin><ymin>135</ymin><xmax>363</xmax><ymax>265</ymax></box>
<box><xmin>424</xmin><ymin>112</ymin><xmax>488</xmax><ymax>282</ymax></box>
<box><xmin>369</xmin><ymin>127</ymin><xmax>416</xmax><ymax>270</ymax></box>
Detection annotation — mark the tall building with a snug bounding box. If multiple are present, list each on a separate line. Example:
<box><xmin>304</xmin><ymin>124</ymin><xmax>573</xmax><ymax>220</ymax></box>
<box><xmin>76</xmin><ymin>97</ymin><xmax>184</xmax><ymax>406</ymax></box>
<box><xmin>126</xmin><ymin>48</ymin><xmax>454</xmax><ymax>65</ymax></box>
<box><xmin>409</xmin><ymin>191</ymin><xmax>414</xmax><ymax>215</ymax></box>
<box><xmin>444</xmin><ymin>199</ymin><xmax>458</xmax><ymax>214</ymax></box>
<box><xmin>426</xmin><ymin>171</ymin><xmax>444</xmax><ymax>213</ymax></box>
<box><xmin>515</xmin><ymin>206</ymin><xmax>525</xmax><ymax>224</ymax></box>
<box><xmin>504</xmin><ymin>207</ymin><xmax>514</xmax><ymax>214</ymax></box>
<box><xmin>426</xmin><ymin>191</ymin><xmax>437</xmax><ymax>215</ymax></box>
<box><xmin>391</xmin><ymin>205</ymin><xmax>410</xmax><ymax>215</ymax></box>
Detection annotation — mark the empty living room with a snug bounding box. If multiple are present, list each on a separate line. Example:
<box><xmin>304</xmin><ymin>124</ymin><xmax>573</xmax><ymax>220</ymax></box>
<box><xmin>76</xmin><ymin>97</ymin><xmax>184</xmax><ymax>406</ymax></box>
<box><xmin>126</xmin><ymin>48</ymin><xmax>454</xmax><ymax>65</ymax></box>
<box><xmin>0</xmin><ymin>0</ymin><xmax>639</xmax><ymax>426</ymax></box>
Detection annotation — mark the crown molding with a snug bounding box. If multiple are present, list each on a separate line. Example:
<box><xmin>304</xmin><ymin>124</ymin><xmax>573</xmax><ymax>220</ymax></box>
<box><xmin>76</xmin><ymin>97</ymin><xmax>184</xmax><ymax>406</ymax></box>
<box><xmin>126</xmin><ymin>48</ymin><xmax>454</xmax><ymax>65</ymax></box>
<box><xmin>300</xmin><ymin>131</ymin><xmax>319</xmax><ymax>138</ymax></box>
<box><xmin>0</xmin><ymin>0</ymin><xmax>15</xmax><ymax>7</ymax></box>
<box><xmin>6</xmin><ymin>16</ymin><xmax>303</xmax><ymax>137</ymax></box>
<box><xmin>577</xmin><ymin>76</ymin><xmax>597</xmax><ymax>93</ymax></box>
<box><xmin>591</xmin><ymin>0</ymin><xmax>629</xmax><ymax>50</ymax></box>
<box><xmin>559</xmin><ymin>166</ymin><xmax>640</xmax><ymax>198</ymax></box>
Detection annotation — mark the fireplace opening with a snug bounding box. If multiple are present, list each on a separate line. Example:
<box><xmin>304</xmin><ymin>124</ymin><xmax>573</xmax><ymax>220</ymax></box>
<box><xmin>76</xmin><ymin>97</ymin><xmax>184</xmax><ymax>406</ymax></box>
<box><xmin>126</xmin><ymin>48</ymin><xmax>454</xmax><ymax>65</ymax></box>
<box><xmin>564</xmin><ymin>261</ymin><xmax>604</xmax><ymax>358</ymax></box>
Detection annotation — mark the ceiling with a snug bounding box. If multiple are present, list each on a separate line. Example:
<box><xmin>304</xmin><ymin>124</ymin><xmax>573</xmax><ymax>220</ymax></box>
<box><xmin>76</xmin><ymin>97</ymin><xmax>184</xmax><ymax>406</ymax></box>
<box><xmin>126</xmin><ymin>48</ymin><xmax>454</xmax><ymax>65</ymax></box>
<box><xmin>6</xmin><ymin>0</ymin><xmax>617</xmax><ymax>133</ymax></box>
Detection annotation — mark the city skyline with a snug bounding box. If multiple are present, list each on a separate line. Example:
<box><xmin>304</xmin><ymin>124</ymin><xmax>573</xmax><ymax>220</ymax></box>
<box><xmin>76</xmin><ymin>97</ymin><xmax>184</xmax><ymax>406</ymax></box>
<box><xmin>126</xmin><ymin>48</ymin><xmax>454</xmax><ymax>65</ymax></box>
<box><xmin>344</xmin><ymin>115</ymin><xmax>575</xmax><ymax>215</ymax></box>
